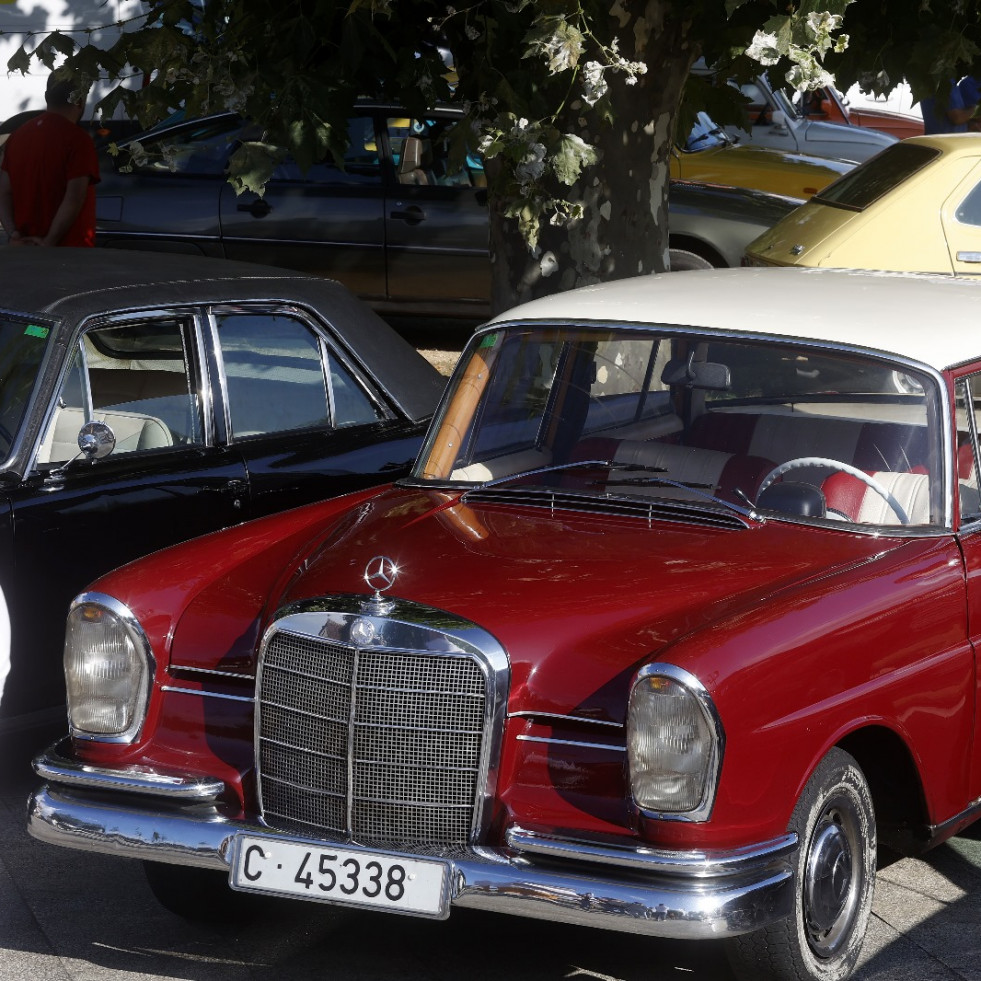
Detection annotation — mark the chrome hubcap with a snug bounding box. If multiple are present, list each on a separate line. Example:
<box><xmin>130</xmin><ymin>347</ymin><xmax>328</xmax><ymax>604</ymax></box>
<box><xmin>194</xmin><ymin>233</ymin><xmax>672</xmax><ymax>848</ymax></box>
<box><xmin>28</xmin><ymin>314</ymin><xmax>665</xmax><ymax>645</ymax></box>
<box><xmin>804</xmin><ymin>810</ymin><xmax>857</xmax><ymax>956</ymax></box>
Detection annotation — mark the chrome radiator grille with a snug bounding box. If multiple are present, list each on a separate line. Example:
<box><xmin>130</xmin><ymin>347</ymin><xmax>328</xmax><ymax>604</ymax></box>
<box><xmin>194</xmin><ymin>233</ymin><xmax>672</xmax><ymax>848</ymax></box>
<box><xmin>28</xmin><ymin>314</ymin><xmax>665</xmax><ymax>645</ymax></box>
<box><xmin>256</xmin><ymin>629</ymin><xmax>488</xmax><ymax>844</ymax></box>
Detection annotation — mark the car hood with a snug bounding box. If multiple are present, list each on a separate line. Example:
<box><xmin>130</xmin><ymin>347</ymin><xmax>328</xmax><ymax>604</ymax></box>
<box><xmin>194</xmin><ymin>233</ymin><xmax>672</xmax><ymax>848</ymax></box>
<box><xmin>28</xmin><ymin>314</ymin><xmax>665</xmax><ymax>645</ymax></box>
<box><xmin>801</xmin><ymin>117</ymin><xmax>896</xmax><ymax>150</ymax></box>
<box><xmin>675</xmin><ymin>144</ymin><xmax>852</xmax><ymax>199</ymax></box>
<box><xmin>262</xmin><ymin>486</ymin><xmax>907</xmax><ymax>721</ymax></box>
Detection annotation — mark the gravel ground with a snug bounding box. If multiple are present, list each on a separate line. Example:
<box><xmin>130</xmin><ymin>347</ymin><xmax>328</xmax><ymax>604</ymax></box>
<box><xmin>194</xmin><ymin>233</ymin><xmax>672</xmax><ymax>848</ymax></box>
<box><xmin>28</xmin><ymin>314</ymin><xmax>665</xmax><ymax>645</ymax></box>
<box><xmin>386</xmin><ymin>316</ymin><xmax>477</xmax><ymax>376</ymax></box>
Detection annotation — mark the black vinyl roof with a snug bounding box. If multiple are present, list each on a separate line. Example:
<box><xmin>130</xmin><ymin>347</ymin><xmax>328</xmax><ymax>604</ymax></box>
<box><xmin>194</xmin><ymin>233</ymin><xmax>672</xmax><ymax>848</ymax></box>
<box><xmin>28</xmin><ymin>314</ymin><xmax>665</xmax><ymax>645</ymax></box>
<box><xmin>0</xmin><ymin>249</ymin><xmax>446</xmax><ymax>422</ymax></box>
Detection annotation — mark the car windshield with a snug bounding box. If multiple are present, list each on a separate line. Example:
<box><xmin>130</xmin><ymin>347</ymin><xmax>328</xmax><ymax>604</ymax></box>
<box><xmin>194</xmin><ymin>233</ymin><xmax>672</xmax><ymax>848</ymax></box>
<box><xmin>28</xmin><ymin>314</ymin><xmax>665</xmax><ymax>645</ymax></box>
<box><xmin>413</xmin><ymin>324</ymin><xmax>943</xmax><ymax>529</ymax></box>
<box><xmin>683</xmin><ymin>112</ymin><xmax>732</xmax><ymax>151</ymax></box>
<box><xmin>812</xmin><ymin>143</ymin><xmax>941</xmax><ymax>211</ymax></box>
<box><xmin>0</xmin><ymin>316</ymin><xmax>51</xmax><ymax>459</ymax></box>
<box><xmin>771</xmin><ymin>85</ymin><xmax>801</xmax><ymax>118</ymax></box>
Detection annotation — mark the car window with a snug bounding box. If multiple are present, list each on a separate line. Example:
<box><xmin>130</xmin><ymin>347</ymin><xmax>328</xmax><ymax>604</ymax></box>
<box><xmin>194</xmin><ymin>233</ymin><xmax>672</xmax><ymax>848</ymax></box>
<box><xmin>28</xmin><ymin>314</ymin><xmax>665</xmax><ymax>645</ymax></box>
<box><xmin>813</xmin><ymin>143</ymin><xmax>940</xmax><ymax>211</ymax></box>
<box><xmin>955</xmin><ymin>180</ymin><xmax>981</xmax><ymax>227</ymax></box>
<box><xmin>271</xmin><ymin>116</ymin><xmax>383</xmax><ymax>185</ymax></box>
<box><xmin>682</xmin><ymin>112</ymin><xmax>730</xmax><ymax>152</ymax></box>
<box><xmin>387</xmin><ymin>116</ymin><xmax>486</xmax><ymax>187</ymax></box>
<box><xmin>124</xmin><ymin>117</ymin><xmax>243</xmax><ymax>176</ymax></box>
<box><xmin>0</xmin><ymin>316</ymin><xmax>51</xmax><ymax>459</ymax></box>
<box><xmin>38</xmin><ymin>319</ymin><xmax>204</xmax><ymax>465</ymax></box>
<box><xmin>215</xmin><ymin>312</ymin><xmax>387</xmax><ymax>438</ymax></box>
<box><xmin>955</xmin><ymin>375</ymin><xmax>981</xmax><ymax>521</ymax></box>
<box><xmin>737</xmin><ymin>80</ymin><xmax>768</xmax><ymax>110</ymax></box>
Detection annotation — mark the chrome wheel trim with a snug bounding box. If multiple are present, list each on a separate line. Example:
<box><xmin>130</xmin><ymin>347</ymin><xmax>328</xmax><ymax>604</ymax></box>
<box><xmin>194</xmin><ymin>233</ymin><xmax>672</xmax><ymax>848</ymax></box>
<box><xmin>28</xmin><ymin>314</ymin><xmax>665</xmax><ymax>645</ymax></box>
<box><xmin>803</xmin><ymin>798</ymin><xmax>860</xmax><ymax>958</ymax></box>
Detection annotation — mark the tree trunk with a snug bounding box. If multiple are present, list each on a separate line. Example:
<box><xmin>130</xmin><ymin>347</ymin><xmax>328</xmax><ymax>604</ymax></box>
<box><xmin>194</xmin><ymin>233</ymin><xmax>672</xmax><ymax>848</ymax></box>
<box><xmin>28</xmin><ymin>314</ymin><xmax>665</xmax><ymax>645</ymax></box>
<box><xmin>488</xmin><ymin>3</ymin><xmax>698</xmax><ymax>315</ymax></box>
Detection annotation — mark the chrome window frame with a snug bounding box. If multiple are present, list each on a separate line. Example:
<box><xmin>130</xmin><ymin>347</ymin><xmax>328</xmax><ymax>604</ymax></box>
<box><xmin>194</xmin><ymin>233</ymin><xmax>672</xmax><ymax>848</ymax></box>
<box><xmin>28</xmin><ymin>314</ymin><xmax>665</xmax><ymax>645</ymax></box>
<box><xmin>28</xmin><ymin>307</ymin><xmax>213</xmax><ymax>472</ymax></box>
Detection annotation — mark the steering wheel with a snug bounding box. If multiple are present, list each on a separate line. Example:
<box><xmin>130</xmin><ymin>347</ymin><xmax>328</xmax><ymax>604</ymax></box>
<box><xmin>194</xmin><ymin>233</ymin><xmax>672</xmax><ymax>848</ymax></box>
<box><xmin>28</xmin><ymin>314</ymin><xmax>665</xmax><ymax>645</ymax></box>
<box><xmin>757</xmin><ymin>456</ymin><xmax>910</xmax><ymax>525</ymax></box>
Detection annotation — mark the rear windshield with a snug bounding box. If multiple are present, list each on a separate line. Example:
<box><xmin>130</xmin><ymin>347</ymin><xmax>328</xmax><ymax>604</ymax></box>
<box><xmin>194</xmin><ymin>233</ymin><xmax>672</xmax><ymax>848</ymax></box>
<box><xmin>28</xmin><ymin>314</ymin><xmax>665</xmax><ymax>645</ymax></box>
<box><xmin>812</xmin><ymin>143</ymin><xmax>940</xmax><ymax>211</ymax></box>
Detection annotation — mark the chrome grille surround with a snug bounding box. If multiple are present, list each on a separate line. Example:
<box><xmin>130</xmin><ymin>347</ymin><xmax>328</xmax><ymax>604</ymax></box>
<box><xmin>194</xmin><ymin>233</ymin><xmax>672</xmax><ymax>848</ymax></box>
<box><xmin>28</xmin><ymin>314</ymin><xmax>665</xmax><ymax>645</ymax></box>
<box><xmin>255</xmin><ymin>596</ymin><xmax>509</xmax><ymax>847</ymax></box>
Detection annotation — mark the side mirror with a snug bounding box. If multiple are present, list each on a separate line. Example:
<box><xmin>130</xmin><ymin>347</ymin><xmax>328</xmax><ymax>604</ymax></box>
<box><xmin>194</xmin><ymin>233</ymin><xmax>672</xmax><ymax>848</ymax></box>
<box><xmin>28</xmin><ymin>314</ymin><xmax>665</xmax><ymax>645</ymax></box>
<box><xmin>77</xmin><ymin>421</ymin><xmax>116</xmax><ymax>460</ymax></box>
<box><xmin>771</xmin><ymin>110</ymin><xmax>789</xmax><ymax>130</ymax></box>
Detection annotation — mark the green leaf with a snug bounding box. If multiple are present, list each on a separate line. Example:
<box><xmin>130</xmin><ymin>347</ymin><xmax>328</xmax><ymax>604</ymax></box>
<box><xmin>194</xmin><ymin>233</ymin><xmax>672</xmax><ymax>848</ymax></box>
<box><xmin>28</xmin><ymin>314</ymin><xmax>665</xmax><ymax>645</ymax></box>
<box><xmin>6</xmin><ymin>46</ymin><xmax>31</xmax><ymax>75</ymax></box>
<box><xmin>226</xmin><ymin>142</ymin><xmax>284</xmax><ymax>196</ymax></box>
<box><xmin>552</xmin><ymin>133</ymin><xmax>597</xmax><ymax>185</ymax></box>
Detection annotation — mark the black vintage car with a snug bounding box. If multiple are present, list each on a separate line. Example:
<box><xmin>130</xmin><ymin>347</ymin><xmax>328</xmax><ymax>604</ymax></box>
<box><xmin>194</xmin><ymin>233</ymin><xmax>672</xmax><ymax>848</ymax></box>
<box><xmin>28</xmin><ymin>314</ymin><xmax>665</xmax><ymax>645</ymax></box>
<box><xmin>0</xmin><ymin>248</ymin><xmax>444</xmax><ymax>736</ymax></box>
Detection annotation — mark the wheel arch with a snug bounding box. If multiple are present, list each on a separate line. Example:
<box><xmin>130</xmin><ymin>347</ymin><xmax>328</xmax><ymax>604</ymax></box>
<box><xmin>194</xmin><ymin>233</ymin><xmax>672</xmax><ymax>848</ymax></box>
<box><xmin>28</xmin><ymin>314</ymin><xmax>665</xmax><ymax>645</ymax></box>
<box><xmin>667</xmin><ymin>234</ymin><xmax>727</xmax><ymax>269</ymax></box>
<box><xmin>837</xmin><ymin>723</ymin><xmax>930</xmax><ymax>856</ymax></box>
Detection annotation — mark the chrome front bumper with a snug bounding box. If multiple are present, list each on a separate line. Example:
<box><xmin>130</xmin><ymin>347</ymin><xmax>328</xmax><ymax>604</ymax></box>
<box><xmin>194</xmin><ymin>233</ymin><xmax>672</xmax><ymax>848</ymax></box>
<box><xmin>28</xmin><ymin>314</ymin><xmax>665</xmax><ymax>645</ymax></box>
<box><xmin>28</xmin><ymin>744</ymin><xmax>796</xmax><ymax>940</ymax></box>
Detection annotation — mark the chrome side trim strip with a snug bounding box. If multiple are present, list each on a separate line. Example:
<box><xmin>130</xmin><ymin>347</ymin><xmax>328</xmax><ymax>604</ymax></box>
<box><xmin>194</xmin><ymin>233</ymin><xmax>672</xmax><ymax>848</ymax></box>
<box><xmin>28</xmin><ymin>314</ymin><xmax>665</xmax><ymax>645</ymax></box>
<box><xmin>515</xmin><ymin>735</ymin><xmax>626</xmax><ymax>753</ymax></box>
<box><xmin>161</xmin><ymin>686</ymin><xmax>255</xmax><ymax>703</ymax></box>
<box><xmin>33</xmin><ymin>742</ymin><xmax>224</xmax><ymax>802</ymax></box>
<box><xmin>508</xmin><ymin>711</ymin><xmax>623</xmax><ymax>729</ymax></box>
<box><xmin>169</xmin><ymin>665</ymin><xmax>255</xmax><ymax>680</ymax></box>
<box><xmin>27</xmin><ymin>779</ymin><xmax>796</xmax><ymax>940</ymax></box>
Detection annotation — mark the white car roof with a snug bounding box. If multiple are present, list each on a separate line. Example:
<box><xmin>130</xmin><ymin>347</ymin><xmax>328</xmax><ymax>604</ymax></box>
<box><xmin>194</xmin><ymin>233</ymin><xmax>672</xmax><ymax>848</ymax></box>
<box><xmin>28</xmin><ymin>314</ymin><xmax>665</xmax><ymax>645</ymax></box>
<box><xmin>488</xmin><ymin>267</ymin><xmax>981</xmax><ymax>373</ymax></box>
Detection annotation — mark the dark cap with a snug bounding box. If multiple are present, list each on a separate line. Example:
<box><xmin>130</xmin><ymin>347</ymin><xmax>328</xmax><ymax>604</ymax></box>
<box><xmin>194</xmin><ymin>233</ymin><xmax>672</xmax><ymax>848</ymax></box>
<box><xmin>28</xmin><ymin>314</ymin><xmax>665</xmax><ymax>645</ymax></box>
<box><xmin>45</xmin><ymin>72</ymin><xmax>88</xmax><ymax>108</ymax></box>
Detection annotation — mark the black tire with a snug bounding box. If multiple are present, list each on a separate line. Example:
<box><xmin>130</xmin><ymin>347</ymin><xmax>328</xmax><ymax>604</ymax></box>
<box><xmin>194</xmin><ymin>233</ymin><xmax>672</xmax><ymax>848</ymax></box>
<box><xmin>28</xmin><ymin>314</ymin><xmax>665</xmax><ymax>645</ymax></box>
<box><xmin>668</xmin><ymin>248</ymin><xmax>716</xmax><ymax>271</ymax></box>
<box><xmin>143</xmin><ymin>861</ymin><xmax>283</xmax><ymax>923</ymax></box>
<box><xmin>725</xmin><ymin>747</ymin><xmax>876</xmax><ymax>981</ymax></box>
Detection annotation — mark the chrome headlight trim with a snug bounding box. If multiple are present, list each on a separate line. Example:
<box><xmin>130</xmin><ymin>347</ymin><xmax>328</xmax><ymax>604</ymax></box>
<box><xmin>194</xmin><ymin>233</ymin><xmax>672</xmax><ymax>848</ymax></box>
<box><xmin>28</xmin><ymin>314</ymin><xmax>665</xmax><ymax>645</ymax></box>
<box><xmin>627</xmin><ymin>662</ymin><xmax>725</xmax><ymax>823</ymax></box>
<box><xmin>65</xmin><ymin>591</ymin><xmax>156</xmax><ymax>744</ymax></box>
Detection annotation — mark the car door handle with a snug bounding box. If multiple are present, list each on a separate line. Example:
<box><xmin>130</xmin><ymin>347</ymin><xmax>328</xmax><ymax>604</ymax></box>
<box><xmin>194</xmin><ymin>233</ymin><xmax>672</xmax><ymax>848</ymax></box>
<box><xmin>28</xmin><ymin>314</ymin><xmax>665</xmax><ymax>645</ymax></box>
<box><xmin>390</xmin><ymin>205</ymin><xmax>426</xmax><ymax>225</ymax></box>
<box><xmin>226</xmin><ymin>477</ymin><xmax>247</xmax><ymax>509</ymax></box>
<box><xmin>957</xmin><ymin>251</ymin><xmax>981</xmax><ymax>263</ymax></box>
<box><xmin>237</xmin><ymin>198</ymin><xmax>271</xmax><ymax>218</ymax></box>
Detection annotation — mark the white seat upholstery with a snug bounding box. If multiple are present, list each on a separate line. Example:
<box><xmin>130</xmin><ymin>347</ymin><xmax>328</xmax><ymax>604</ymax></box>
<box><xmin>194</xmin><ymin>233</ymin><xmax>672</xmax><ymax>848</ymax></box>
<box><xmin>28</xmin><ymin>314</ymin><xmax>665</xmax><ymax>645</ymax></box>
<box><xmin>37</xmin><ymin>406</ymin><xmax>173</xmax><ymax>464</ymax></box>
<box><xmin>611</xmin><ymin>440</ymin><xmax>733</xmax><ymax>490</ymax></box>
<box><xmin>824</xmin><ymin>470</ymin><xmax>933</xmax><ymax>526</ymax></box>
<box><xmin>854</xmin><ymin>472</ymin><xmax>932</xmax><ymax>525</ymax></box>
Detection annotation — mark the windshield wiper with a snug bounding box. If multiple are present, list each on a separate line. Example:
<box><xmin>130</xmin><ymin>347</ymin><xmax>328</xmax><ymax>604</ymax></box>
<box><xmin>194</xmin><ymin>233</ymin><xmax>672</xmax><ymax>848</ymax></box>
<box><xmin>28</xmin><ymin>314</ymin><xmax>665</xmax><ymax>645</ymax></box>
<box><xmin>460</xmin><ymin>459</ymin><xmax>619</xmax><ymax>498</ymax></box>
<box><xmin>459</xmin><ymin>458</ymin><xmax>762</xmax><ymax>524</ymax></box>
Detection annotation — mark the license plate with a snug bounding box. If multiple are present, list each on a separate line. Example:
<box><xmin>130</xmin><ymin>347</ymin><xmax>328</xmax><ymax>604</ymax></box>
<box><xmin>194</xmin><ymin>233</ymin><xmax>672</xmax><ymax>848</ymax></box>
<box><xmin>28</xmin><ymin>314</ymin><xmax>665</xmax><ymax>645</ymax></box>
<box><xmin>229</xmin><ymin>835</ymin><xmax>449</xmax><ymax>916</ymax></box>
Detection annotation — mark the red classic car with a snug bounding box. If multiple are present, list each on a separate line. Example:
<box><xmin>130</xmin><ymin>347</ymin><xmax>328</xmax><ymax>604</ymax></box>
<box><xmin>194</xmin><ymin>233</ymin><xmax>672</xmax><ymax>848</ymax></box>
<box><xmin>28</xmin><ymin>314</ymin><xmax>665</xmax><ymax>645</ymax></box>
<box><xmin>28</xmin><ymin>267</ymin><xmax>981</xmax><ymax>981</ymax></box>
<box><xmin>802</xmin><ymin>85</ymin><xmax>924</xmax><ymax>139</ymax></box>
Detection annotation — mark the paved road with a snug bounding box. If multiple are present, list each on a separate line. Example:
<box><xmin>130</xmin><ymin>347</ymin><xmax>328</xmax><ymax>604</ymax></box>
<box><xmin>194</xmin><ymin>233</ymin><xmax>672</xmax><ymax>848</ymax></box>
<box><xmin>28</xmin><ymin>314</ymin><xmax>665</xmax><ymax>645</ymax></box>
<box><xmin>3</xmin><ymin>739</ymin><xmax>981</xmax><ymax>981</ymax></box>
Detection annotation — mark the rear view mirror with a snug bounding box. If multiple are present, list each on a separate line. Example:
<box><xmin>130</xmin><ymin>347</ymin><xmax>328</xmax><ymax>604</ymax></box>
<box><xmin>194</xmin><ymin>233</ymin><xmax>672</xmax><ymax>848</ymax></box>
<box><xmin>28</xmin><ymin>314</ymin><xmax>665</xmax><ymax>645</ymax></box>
<box><xmin>661</xmin><ymin>355</ymin><xmax>730</xmax><ymax>391</ymax></box>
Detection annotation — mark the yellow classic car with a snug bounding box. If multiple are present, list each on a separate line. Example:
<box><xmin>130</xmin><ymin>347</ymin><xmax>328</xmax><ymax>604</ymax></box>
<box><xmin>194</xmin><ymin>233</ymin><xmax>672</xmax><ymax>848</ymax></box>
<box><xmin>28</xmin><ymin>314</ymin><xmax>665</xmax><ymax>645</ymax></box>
<box><xmin>674</xmin><ymin>113</ymin><xmax>855</xmax><ymax>199</ymax></box>
<box><xmin>745</xmin><ymin>134</ymin><xmax>981</xmax><ymax>273</ymax></box>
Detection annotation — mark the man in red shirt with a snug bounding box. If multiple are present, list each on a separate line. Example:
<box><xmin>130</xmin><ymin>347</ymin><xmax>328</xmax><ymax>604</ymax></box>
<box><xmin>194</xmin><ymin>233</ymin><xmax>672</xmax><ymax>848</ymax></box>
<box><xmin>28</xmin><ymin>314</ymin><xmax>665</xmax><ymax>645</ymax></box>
<box><xmin>0</xmin><ymin>72</ymin><xmax>100</xmax><ymax>247</ymax></box>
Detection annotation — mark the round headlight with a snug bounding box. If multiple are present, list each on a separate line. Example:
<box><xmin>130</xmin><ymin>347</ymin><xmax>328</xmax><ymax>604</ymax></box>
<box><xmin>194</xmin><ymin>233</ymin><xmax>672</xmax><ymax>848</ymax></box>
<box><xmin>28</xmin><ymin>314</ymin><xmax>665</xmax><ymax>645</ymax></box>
<box><xmin>64</xmin><ymin>594</ymin><xmax>154</xmax><ymax>742</ymax></box>
<box><xmin>627</xmin><ymin>665</ymin><xmax>724</xmax><ymax>819</ymax></box>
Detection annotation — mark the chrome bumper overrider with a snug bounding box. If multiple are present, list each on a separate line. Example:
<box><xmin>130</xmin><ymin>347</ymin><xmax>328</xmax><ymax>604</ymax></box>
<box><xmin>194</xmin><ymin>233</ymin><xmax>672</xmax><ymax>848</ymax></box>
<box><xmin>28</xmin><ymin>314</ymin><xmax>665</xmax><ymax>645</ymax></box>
<box><xmin>27</xmin><ymin>745</ymin><xmax>796</xmax><ymax>940</ymax></box>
